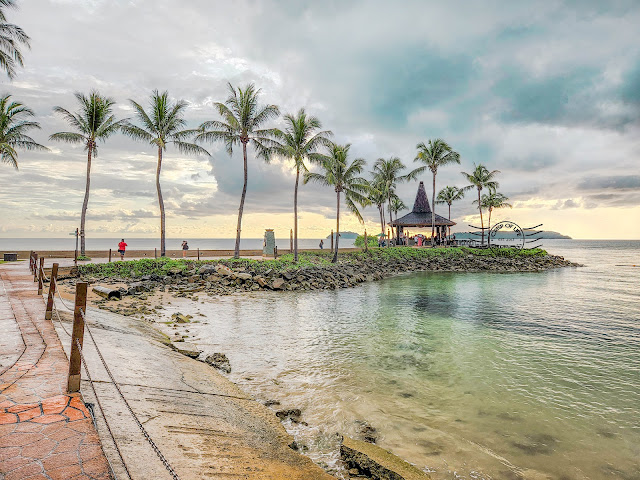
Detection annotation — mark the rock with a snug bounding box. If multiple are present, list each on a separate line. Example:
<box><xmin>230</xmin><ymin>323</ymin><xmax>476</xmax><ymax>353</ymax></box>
<box><xmin>204</xmin><ymin>353</ymin><xmax>231</xmax><ymax>373</ymax></box>
<box><xmin>255</xmin><ymin>276</ymin><xmax>268</xmax><ymax>288</ymax></box>
<box><xmin>236</xmin><ymin>272</ymin><xmax>253</xmax><ymax>281</ymax></box>
<box><xmin>271</xmin><ymin>278</ymin><xmax>286</xmax><ymax>290</ymax></box>
<box><xmin>187</xmin><ymin>275</ymin><xmax>200</xmax><ymax>283</ymax></box>
<box><xmin>198</xmin><ymin>265</ymin><xmax>217</xmax><ymax>275</ymax></box>
<box><xmin>173</xmin><ymin>342</ymin><xmax>201</xmax><ymax>359</ymax></box>
<box><xmin>215</xmin><ymin>264</ymin><xmax>235</xmax><ymax>276</ymax></box>
<box><xmin>276</xmin><ymin>409</ymin><xmax>302</xmax><ymax>422</ymax></box>
<box><xmin>171</xmin><ymin>313</ymin><xmax>192</xmax><ymax>323</ymax></box>
<box><xmin>264</xmin><ymin>400</ymin><xmax>280</xmax><ymax>407</ymax></box>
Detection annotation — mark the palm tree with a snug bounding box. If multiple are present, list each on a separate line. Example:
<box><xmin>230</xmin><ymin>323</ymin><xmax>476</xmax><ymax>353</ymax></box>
<box><xmin>122</xmin><ymin>90</ymin><xmax>209</xmax><ymax>257</ymax></box>
<box><xmin>435</xmin><ymin>186</ymin><xmax>465</xmax><ymax>236</ymax></box>
<box><xmin>372</xmin><ymin>156</ymin><xmax>419</xmax><ymax>244</ymax></box>
<box><xmin>272</xmin><ymin>108</ymin><xmax>332</xmax><ymax>262</ymax></box>
<box><xmin>461</xmin><ymin>163</ymin><xmax>500</xmax><ymax>245</ymax></box>
<box><xmin>51</xmin><ymin>92</ymin><xmax>126</xmax><ymax>256</ymax></box>
<box><xmin>389</xmin><ymin>195</ymin><xmax>407</xmax><ymax>243</ymax></box>
<box><xmin>366</xmin><ymin>176</ymin><xmax>387</xmax><ymax>242</ymax></box>
<box><xmin>0</xmin><ymin>94</ymin><xmax>47</xmax><ymax>169</ymax></box>
<box><xmin>196</xmin><ymin>83</ymin><xmax>279</xmax><ymax>258</ymax></box>
<box><xmin>413</xmin><ymin>139</ymin><xmax>460</xmax><ymax>245</ymax></box>
<box><xmin>0</xmin><ymin>0</ymin><xmax>30</xmax><ymax>80</ymax></box>
<box><xmin>478</xmin><ymin>187</ymin><xmax>512</xmax><ymax>234</ymax></box>
<box><xmin>304</xmin><ymin>143</ymin><xmax>369</xmax><ymax>263</ymax></box>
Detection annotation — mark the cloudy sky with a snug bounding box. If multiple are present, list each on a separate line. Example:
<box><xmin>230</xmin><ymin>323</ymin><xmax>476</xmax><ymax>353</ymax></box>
<box><xmin>0</xmin><ymin>0</ymin><xmax>639</xmax><ymax>241</ymax></box>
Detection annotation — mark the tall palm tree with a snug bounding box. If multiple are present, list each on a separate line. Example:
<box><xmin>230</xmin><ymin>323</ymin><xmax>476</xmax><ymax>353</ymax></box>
<box><xmin>51</xmin><ymin>92</ymin><xmax>126</xmax><ymax>256</ymax></box>
<box><xmin>122</xmin><ymin>90</ymin><xmax>209</xmax><ymax>257</ymax></box>
<box><xmin>196</xmin><ymin>83</ymin><xmax>279</xmax><ymax>258</ymax></box>
<box><xmin>389</xmin><ymin>195</ymin><xmax>407</xmax><ymax>242</ymax></box>
<box><xmin>366</xmin><ymin>176</ymin><xmax>387</xmax><ymax>242</ymax></box>
<box><xmin>304</xmin><ymin>143</ymin><xmax>369</xmax><ymax>263</ymax></box>
<box><xmin>372</xmin><ymin>156</ymin><xmax>419</xmax><ymax>244</ymax></box>
<box><xmin>413</xmin><ymin>139</ymin><xmax>460</xmax><ymax>245</ymax></box>
<box><xmin>461</xmin><ymin>163</ymin><xmax>500</xmax><ymax>245</ymax></box>
<box><xmin>0</xmin><ymin>0</ymin><xmax>30</xmax><ymax>80</ymax></box>
<box><xmin>0</xmin><ymin>94</ymin><xmax>47</xmax><ymax>169</ymax></box>
<box><xmin>272</xmin><ymin>108</ymin><xmax>332</xmax><ymax>262</ymax></box>
<box><xmin>435</xmin><ymin>185</ymin><xmax>465</xmax><ymax>236</ymax></box>
<box><xmin>478</xmin><ymin>187</ymin><xmax>512</xmax><ymax>233</ymax></box>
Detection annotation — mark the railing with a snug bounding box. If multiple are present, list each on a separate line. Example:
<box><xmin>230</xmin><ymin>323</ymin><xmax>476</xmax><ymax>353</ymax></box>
<box><xmin>33</xmin><ymin>257</ymin><xmax>181</xmax><ymax>480</ymax></box>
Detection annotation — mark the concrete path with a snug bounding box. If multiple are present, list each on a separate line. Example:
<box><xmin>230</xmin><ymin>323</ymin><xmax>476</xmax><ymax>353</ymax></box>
<box><xmin>0</xmin><ymin>263</ymin><xmax>111</xmax><ymax>480</ymax></box>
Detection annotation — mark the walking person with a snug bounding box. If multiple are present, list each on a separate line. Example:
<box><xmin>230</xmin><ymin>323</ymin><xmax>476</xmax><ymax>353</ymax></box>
<box><xmin>118</xmin><ymin>239</ymin><xmax>127</xmax><ymax>261</ymax></box>
<box><xmin>319</xmin><ymin>239</ymin><xmax>324</xmax><ymax>250</ymax></box>
<box><xmin>181</xmin><ymin>240</ymin><xmax>189</xmax><ymax>258</ymax></box>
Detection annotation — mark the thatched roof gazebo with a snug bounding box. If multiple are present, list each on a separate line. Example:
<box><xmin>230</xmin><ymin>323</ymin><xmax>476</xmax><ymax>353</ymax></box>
<box><xmin>389</xmin><ymin>181</ymin><xmax>455</xmax><ymax>241</ymax></box>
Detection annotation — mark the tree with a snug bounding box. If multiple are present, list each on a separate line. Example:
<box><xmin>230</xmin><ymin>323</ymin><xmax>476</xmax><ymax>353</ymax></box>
<box><xmin>122</xmin><ymin>90</ymin><xmax>209</xmax><ymax>257</ymax></box>
<box><xmin>272</xmin><ymin>108</ymin><xmax>332</xmax><ymax>262</ymax></box>
<box><xmin>196</xmin><ymin>83</ymin><xmax>279</xmax><ymax>259</ymax></box>
<box><xmin>0</xmin><ymin>0</ymin><xmax>30</xmax><ymax>80</ymax></box>
<box><xmin>304</xmin><ymin>143</ymin><xmax>369</xmax><ymax>263</ymax></box>
<box><xmin>365</xmin><ymin>176</ymin><xmax>387</xmax><ymax>242</ymax></box>
<box><xmin>435</xmin><ymin>185</ymin><xmax>465</xmax><ymax>236</ymax></box>
<box><xmin>51</xmin><ymin>92</ymin><xmax>126</xmax><ymax>256</ymax></box>
<box><xmin>461</xmin><ymin>163</ymin><xmax>500</xmax><ymax>245</ymax></box>
<box><xmin>478</xmin><ymin>187</ymin><xmax>512</xmax><ymax>233</ymax></box>
<box><xmin>0</xmin><ymin>94</ymin><xmax>47</xmax><ymax>169</ymax></box>
<box><xmin>413</xmin><ymin>139</ymin><xmax>460</xmax><ymax>245</ymax></box>
<box><xmin>389</xmin><ymin>195</ymin><xmax>407</xmax><ymax>243</ymax></box>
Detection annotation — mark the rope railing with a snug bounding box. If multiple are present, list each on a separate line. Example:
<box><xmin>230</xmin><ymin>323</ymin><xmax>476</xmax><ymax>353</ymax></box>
<box><xmin>34</xmin><ymin>259</ymin><xmax>181</xmax><ymax>480</ymax></box>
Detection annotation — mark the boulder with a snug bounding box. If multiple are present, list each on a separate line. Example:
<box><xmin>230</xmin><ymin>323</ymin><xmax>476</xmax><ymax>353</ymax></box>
<box><xmin>171</xmin><ymin>313</ymin><xmax>192</xmax><ymax>323</ymax></box>
<box><xmin>173</xmin><ymin>342</ymin><xmax>201</xmax><ymax>359</ymax></box>
<box><xmin>236</xmin><ymin>272</ymin><xmax>253</xmax><ymax>281</ymax></box>
<box><xmin>204</xmin><ymin>353</ymin><xmax>231</xmax><ymax>373</ymax></box>
<box><xmin>276</xmin><ymin>409</ymin><xmax>302</xmax><ymax>422</ymax></box>
<box><xmin>271</xmin><ymin>278</ymin><xmax>286</xmax><ymax>290</ymax></box>
<box><xmin>215</xmin><ymin>264</ymin><xmax>235</xmax><ymax>276</ymax></box>
<box><xmin>255</xmin><ymin>276</ymin><xmax>268</xmax><ymax>288</ymax></box>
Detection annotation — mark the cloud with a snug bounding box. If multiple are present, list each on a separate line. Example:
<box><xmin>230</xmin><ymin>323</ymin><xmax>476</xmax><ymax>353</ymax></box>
<box><xmin>578</xmin><ymin>175</ymin><xmax>640</xmax><ymax>190</ymax></box>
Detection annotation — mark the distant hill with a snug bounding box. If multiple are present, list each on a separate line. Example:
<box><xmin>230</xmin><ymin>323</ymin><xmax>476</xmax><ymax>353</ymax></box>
<box><xmin>454</xmin><ymin>230</ymin><xmax>571</xmax><ymax>240</ymax></box>
<box><xmin>325</xmin><ymin>231</ymin><xmax>360</xmax><ymax>240</ymax></box>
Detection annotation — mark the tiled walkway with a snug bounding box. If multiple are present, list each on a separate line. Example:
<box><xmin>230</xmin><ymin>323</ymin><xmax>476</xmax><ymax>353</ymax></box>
<box><xmin>0</xmin><ymin>263</ymin><xmax>111</xmax><ymax>480</ymax></box>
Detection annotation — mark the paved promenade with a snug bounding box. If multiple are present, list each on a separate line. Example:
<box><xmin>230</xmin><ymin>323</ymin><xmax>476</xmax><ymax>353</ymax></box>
<box><xmin>0</xmin><ymin>262</ymin><xmax>111</xmax><ymax>480</ymax></box>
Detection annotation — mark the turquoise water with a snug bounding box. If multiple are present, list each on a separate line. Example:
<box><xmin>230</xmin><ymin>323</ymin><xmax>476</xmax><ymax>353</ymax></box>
<box><xmin>187</xmin><ymin>240</ymin><xmax>640</xmax><ymax>479</ymax></box>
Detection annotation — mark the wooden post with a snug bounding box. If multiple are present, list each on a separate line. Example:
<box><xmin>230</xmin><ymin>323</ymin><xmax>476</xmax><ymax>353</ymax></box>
<box><xmin>274</xmin><ymin>246</ymin><xmax>278</xmax><ymax>259</ymax></box>
<box><xmin>154</xmin><ymin>248</ymin><xmax>157</xmax><ymax>259</ymax></box>
<box><xmin>387</xmin><ymin>229</ymin><xmax>390</xmax><ymax>247</ymax></box>
<box><xmin>197</xmin><ymin>248</ymin><xmax>200</xmax><ymax>261</ymax></box>
<box><xmin>290</xmin><ymin>229</ymin><xmax>293</xmax><ymax>253</ymax></box>
<box><xmin>364</xmin><ymin>230</ymin><xmax>368</xmax><ymax>252</ymax></box>
<box><xmin>33</xmin><ymin>253</ymin><xmax>38</xmax><ymax>282</ymax></box>
<box><xmin>330</xmin><ymin>230</ymin><xmax>334</xmax><ymax>253</ymax></box>
<box><xmin>37</xmin><ymin>257</ymin><xmax>45</xmax><ymax>295</ymax></box>
<box><xmin>108</xmin><ymin>248</ymin><xmax>112</xmax><ymax>263</ymax></box>
<box><xmin>67</xmin><ymin>282</ymin><xmax>87</xmax><ymax>393</ymax></box>
<box><xmin>29</xmin><ymin>251</ymin><xmax>34</xmax><ymax>272</ymax></box>
<box><xmin>45</xmin><ymin>263</ymin><xmax>59</xmax><ymax>320</ymax></box>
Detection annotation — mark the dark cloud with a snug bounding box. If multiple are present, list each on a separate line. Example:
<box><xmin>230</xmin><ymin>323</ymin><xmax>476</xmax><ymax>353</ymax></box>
<box><xmin>578</xmin><ymin>175</ymin><xmax>640</xmax><ymax>190</ymax></box>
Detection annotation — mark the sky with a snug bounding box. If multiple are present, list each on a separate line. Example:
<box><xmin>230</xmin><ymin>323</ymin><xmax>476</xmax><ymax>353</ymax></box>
<box><xmin>0</xmin><ymin>0</ymin><xmax>639</xmax><ymax>241</ymax></box>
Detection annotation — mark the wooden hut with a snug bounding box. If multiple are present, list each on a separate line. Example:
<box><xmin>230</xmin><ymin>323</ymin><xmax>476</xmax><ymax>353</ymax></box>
<box><xmin>389</xmin><ymin>181</ymin><xmax>455</xmax><ymax>243</ymax></box>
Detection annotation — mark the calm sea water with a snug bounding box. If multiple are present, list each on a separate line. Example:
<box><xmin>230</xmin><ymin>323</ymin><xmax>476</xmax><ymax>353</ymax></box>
<box><xmin>165</xmin><ymin>240</ymin><xmax>639</xmax><ymax>479</ymax></box>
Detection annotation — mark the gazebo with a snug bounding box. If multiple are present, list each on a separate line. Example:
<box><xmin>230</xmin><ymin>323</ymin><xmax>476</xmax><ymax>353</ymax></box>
<box><xmin>389</xmin><ymin>181</ymin><xmax>455</xmax><ymax>243</ymax></box>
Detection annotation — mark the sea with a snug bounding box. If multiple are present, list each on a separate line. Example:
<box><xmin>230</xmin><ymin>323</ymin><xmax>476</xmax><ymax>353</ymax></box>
<box><xmin>158</xmin><ymin>239</ymin><xmax>640</xmax><ymax>479</ymax></box>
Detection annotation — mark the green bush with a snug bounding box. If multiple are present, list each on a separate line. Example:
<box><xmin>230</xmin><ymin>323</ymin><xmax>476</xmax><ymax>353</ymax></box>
<box><xmin>354</xmin><ymin>234</ymin><xmax>378</xmax><ymax>248</ymax></box>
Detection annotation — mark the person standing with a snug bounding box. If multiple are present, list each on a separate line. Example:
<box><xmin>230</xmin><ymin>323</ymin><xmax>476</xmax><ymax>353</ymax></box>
<box><xmin>319</xmin><ymin>239</ymin><xmax>324</xmax><ymax>250</ymax></box>
<box><xmin>181</xmin><ymin>240</ymin><xmax>189</xmax><ymax>258</ymax></box>
<box><xmin>118</xmin><ymin>239</ymin><xmax>127</xmax><ymax>260</ymax></box>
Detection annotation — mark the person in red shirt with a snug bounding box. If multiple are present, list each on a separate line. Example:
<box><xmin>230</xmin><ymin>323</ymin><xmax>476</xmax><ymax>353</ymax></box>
<box><xmin>118</xmin><ymin>239</ymin><xmax>127</xmax><ymax>260</ymax></box>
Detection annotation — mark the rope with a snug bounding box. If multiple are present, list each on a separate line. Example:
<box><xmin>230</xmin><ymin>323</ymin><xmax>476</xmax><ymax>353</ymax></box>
<box><xmin>79</xmin><ymin>308</ymin><xmax>181</xmax><ymax>480</ymax></box>
<box><xmin>52</xmin><ymin>278</ymin><xmax>75</xmax><ymax>311</ymax></box>
<box><xmin>75</xmin><ymin>337</ymin><xmax>132</xmax><ymax>480</ymax></box>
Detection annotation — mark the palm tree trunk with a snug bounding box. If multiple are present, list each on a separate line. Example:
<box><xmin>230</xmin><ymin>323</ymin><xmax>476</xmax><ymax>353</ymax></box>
<box><xmin>157</xmin><ymin>146</ymin><xmax>166</xmax><ymax>257</ymax></box>
<box><xmin>478</xmin><ymin>188</ymin><xmax>484</xmax><ymax>246</ymax></box>
<box><xmin>235</xmin><ymin>141</ymin><xmax>249</xmax><ymax>259</ymax></box>
<box><xmin>431</xmin><ymin>171</ymin><xmax>436</xmax><ymax>246</ymax></box>
<box><xmin>448</xmin><ymin>203</ymin><xmax>451</xmax><ymax>237</ymax></box>
<box><xmin>387</xmin><ymin>200</ymin><xmax>393</xmax><ymax>247</ymax></box>
<box><xmin>293</xmin><ymin>165</ymin><xmax>299</xmax><ymax>263</ymax></box>
<box><xmin>487</xmin><ymin>207</ymin><xmax>492</xmax><ymax>245</ymax></box>
<box><xmin>379</xmin><ymin>207</ymin><xmax>385</xmax><ymax>246</ymax></box>
<box><xmin>79</xmin><ymin>147</ymin><xmax>92</xmax><ymax>256</ymax></box>
<box><xmin>332</xmin><ymin>190</ymin><xmax>340</xmax><ymax>263</ymax></box>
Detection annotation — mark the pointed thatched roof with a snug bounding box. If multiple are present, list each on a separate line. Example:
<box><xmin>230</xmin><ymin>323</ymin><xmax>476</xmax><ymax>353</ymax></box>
<box><xmin>389</xmin><ymin>181</ymin><xmax>455</xmax><ymax>228</ymax></box>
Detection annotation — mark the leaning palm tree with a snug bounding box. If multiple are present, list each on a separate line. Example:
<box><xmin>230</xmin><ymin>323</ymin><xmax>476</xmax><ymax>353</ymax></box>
<box><xmin>478</xmin><ymin>187</ymin><xmax>512</xmax><ymax>233</ymax></box>
<box><xmin>0</xmin><ymin>0</ymin><xmax>30</xmax><ymax>80</ymax></box>
<box><xmin>435</xmin><ymin>185</ymin><xmax>465</xmax><ymax>236</ymax></box>
<box><xmin>122</xmin><ymin>90</ymin><xmax>209</xmax><ymax>257</ymax></box>
<box><xmin>51</xmin><ymin>92</ymin><xmax>126</xmax><ymax>256</ymax></box>
<box><xmin>272</xmin><ymin>108</ymin><xmax>332</xmax><ymax>262</ymax></box>
<box><xmin>0</xmin><ymin>94</ymin><xmax>47</xmax><ymax>169</ymax></box>
<box><xmin>461</xmin><ymin>163</ymin><xmax>500</xmax><ymax>245</ymax></box>
<box><xmin>196</xmin><ymin>83</ymin><xmax>279</xmax><ymax>258</ymax></box>
<box><xmin>304</xmin><ymin>143</ymin><xmax>369</xmax><ymax>263</ymax></box>
<box><xmin>413</xmin><ymin>139</ymin><xmax>460</xmax><ymax>246</ymax></box>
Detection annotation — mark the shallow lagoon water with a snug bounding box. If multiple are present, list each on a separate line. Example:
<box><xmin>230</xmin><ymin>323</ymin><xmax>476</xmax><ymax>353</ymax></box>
<box><xmin>186</xmin><ymin>240</ymin><xmax>640</xmax><ymax>479</ymax></box>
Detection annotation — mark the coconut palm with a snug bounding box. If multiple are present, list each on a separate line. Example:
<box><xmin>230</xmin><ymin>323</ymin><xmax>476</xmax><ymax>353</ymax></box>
<box><xmin>435</xmin><ymin>185</ymin><xmax>465</xmax><ymax>236</ymax></box>
<box><xmin>366</xmin><ymin>176</ymin><xmax>387</xmax><ymax>242</ymax></box>
<box><xmin>272</xmin><ymin>108</ymin><xmax>332</xmax><ymax>262</ymax></box>
<box><xmin>0</xmin><ymin>0</ymin><xmax>30</xmax><ymax>80</ymax></box>
<box><xmin>478</xmin><ymin>187</ymin><xmax>512</xmax><ymax>233</ymax></box>
<box><xmin>372</xmin><ymin>156</ymin><xmax>419</xmax><ymax>241</ymax></box>
<box><xmin>413</xmin><ymin>139</ymin><xmax>460</xmax><ymax>245</ymax></box>
<box><xmin>51</xmin><ymin>92</ymin><xmax>126</xmax><ymax>256</ymax></box>
<box><xmin>389</xmin><ymin>195</ymin><xmax>407</xmax><ymax>243</ymax></box>
<box><xmin>461</xmin><ymin>163</ymin><xmax>500</xmax><ymax>245</ymax></box>
<box><xmin>304</xmin><ymin>143</ymin><xmax>369</xmax><ymax>263</ymax></box>
<box><xmin>122</xmin><ymin>90</ymin><xmax>209</xmax><ymax>257</ymax></box>
<box><xmin>0</xmin><ymin>94</ymin><xmax>47</xmax><ymax>169</ymax></box>
<box><xmin>196</xmin><ymin>83</ymin><xmax>279</xmax><ymax>258</ymax></box>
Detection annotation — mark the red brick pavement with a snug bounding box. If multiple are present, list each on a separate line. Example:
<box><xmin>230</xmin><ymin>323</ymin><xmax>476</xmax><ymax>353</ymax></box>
<box><xmin>0</xmin><ymin>264</ymin><xmax>112</xmax><ymax>480</ymax></box>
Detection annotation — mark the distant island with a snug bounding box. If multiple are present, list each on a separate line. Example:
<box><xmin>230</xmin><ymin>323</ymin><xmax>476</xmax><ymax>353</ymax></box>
<box><xmin>325</xmin><ymin>231</ymin><xmax>360</xmax><ymax>240</ymax></box>
<box><xmin>453</xmin><ymin>230</ymin><xmax>571</xmax><ymax>240</ymax></box>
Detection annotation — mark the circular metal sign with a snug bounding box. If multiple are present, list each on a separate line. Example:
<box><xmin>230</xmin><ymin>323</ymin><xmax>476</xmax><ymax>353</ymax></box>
<box><xmin>489</xmin><ymin>221</ymin><xmax>525</xmax><ymax>253</ymax></box>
